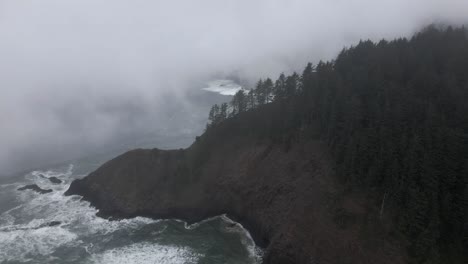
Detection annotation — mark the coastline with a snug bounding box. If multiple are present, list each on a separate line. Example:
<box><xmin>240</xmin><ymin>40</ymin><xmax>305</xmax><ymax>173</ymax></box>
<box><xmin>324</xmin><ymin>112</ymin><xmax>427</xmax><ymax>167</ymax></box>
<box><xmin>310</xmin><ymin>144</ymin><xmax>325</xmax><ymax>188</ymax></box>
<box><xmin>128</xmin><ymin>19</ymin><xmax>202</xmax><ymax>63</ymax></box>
<box><xmin>66</xmin><ymin>133</ymin><xmax>405</xmax><ymax>263</ymax></box>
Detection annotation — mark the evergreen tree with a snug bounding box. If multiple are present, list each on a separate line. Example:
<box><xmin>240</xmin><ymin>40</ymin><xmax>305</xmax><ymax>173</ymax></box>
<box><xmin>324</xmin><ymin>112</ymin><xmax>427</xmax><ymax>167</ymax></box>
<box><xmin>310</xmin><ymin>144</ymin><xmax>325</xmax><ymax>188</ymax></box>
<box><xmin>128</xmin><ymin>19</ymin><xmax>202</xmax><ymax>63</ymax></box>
<box><xmin>204</xmin><ymin>26</ymin><xmax>468</xmax><ymax>262</ymax></box>
<box><xmin>247</xmin><ymin>89</ymin><xmax>256</xmax><ymax>110</ymax></box>
<box><xmin>254</xmin><ymin>79</ymin><xmax>266</xmax><ymax>105</ymax></box>
<box><xmin>231</xmin><ymin>90</ymin><xmax>247</xmax><ymax>115</ymax></box>
<box><xmin>208</xmin><ymin>104</ymin><xmax>220</xmax><ymax>126</ymax></box>
<box><xmin>263</xmin><ymin>78</ymin><xmax>274</xmax><ymax>103</ymax></box>
<box><xmin>285</xmin><ymin>72</ymin><xmax>299</xmax><ymax>98</ymax></box>
<box><xmin>220</xmin><ymin>103</ymin><xmax>228</xmax><ymax>120</ymax></box>
<box><xmin>274</xmin><ymin>73</ymin><xmax>287</xmax><ymax>100</ymax></box>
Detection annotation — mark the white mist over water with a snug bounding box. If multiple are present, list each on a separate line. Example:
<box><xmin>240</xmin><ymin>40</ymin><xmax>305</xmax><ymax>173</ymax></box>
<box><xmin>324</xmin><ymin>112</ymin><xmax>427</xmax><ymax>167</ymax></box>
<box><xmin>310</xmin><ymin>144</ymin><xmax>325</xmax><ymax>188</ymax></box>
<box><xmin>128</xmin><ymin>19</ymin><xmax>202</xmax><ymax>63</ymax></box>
<box><xmin>1</xmin><ymin>0</ymin><xmax>468</xmax><ymax>175</ymax></box>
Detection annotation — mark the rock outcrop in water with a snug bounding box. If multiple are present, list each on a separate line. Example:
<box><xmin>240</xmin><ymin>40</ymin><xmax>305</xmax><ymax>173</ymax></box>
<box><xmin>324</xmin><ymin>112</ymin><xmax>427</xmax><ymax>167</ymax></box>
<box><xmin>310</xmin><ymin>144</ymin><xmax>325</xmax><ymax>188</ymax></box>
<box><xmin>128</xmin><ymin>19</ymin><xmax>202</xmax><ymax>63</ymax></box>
<box><xmin>47</xmin><ymin>176</ymin><xmax>62</xmax><ymax>184</ymax></box>
<box><xmin>18</xmin><ymin>184</ymin><xmax>52</xmax><ymax>194</ymax></box>
<box><xmin>67</xmin><ymin>27</ymin><xmax>468</xmax><ymax>263</ymax></box>
<box><xmin>39</xmin><ymin>174</ymin><xmax>62</xmax><ymax>184</ymax></box>
<box><xmin>41</xmin><ymin>221</ymin><xmax>61</xmax><ymax>227</ymax></box>
<box><xmin>66</xmin><ymin>109</ymin><xmax>405</xmax><ymax>264</ymax></box>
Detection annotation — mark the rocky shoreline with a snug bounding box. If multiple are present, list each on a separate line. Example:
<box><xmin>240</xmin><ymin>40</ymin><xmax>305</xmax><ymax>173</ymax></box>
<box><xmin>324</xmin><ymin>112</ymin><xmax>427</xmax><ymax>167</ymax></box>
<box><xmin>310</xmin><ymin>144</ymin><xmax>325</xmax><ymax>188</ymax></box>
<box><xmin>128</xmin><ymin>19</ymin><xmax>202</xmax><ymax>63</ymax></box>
<box><xmin>66</xmin><ymin>128</ymin><xmax>405</xmax><ymax>264</ymax></box>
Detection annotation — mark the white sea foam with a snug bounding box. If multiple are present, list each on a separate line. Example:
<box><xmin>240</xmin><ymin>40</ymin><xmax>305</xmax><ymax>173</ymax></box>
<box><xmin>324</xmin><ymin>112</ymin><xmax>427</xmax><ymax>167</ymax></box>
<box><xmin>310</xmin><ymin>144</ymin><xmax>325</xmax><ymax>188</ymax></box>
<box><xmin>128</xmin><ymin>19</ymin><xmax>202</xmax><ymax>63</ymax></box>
<box><xmin>89</xmin><ymin>243</ymin><xmax>200</xmax><ymax>264</ymax></box>
<box><xmin>220</xmin><ymin>215</ymin><xmax>263</xmax><ymax>262</ymax></box>
<box><xmin>0</xmin><ymin>212</ymin><xmax>15</xmax><ymax>228</ymax></box>
<box><xmin>183</xmin><ymin>215</ymin><xmax>220</xmax><ymax>230</ymax></box>
<box><xmin>183</xmin><ymin>214</ymin><xmax>263</xmax><ymax>262</ymax></box>
<box><xmin>0</xmin><ymin>226</ymin><xmax>77</xmax><ymax>262</ymax></box>
<box><xmin>17</xmin><ymin>184</ymin><xmax>157</xmax><ymax>236</ymax></box>
<box><xmin>0</xmin><ymin>167</ymin><xmax>79</xmax><ymax>262</ymax></box>
<box><xmin>0</xmin><ymin>164</ymin><xmax>261</xmax><ymax>263</ymax></box>
<box><xmin>8</xmin><ymin>165</ymin><xmax>155</xmax><ymax>233</ymax></box>
<box><xmin>0</xmin><ymin>165</ymin><xmax>161</xmax><ymax>263</ymax></box>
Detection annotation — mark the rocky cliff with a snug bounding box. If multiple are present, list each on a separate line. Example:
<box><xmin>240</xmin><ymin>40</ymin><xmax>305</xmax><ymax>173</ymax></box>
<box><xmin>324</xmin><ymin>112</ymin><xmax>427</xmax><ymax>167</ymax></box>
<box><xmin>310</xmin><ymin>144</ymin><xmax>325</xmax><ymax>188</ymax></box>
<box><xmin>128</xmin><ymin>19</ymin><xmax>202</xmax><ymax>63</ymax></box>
<box><xmin>66</xmin><ymin>110</ymin><xmax>405</xmax><ymax>264</ymax></box>
<box><xmin>65</xmin><ymin>27</ymin><xmax>468</xmax><ymax>263</ymax></box>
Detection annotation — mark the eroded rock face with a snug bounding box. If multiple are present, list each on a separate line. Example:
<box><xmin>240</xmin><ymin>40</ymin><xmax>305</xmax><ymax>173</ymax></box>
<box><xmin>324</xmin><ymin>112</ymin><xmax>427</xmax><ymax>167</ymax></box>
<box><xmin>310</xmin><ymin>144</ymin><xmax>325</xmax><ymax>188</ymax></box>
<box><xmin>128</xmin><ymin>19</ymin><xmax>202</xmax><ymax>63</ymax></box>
<box><xmin>18</xmin><ymin>184</ymin><xmax>52</xmax><ymax>194</ymax></box>
<box><xmin>66</xmin><ymin>139</ymin><xmax>405</xmax><ymax>264</ymax></box>
<box><xmin>66</xmin><ymin>148</ymin><xmax>215</xmax><ymax>221</ymax></box>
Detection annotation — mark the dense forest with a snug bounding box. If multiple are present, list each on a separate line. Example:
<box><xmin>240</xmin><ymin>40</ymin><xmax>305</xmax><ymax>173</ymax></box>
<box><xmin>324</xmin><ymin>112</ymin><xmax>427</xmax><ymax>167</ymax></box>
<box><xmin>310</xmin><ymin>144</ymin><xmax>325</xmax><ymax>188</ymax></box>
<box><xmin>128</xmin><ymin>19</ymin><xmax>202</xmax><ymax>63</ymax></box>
<box><xmin>206</xmin><ymin>26</ymin><xmax>468</xmax><ymax>263</ymax></box>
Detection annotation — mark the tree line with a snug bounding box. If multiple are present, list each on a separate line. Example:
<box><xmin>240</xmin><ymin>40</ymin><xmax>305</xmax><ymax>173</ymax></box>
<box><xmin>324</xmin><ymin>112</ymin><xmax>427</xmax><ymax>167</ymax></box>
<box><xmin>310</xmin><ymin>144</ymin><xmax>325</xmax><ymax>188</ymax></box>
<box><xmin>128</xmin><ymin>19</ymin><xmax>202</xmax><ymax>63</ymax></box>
<box><xmin>205</xmin><ymin>25</ymin><xmax>468</xmax><ymax>263</ymax></box>
<box><xmin>207</xmin><ymin>72</ymin><xmax>302</xmax><ymax>127</ymax></box>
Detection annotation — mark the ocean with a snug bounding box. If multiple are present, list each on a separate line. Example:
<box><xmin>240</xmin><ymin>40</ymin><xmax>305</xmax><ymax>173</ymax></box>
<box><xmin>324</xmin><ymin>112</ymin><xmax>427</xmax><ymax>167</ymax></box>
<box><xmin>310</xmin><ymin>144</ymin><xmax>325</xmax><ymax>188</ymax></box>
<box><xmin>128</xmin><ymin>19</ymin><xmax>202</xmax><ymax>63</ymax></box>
<box><xmin>0</xmin><ymin>158</ymin><xmax>261</xmax><ymax>264</ymax></box>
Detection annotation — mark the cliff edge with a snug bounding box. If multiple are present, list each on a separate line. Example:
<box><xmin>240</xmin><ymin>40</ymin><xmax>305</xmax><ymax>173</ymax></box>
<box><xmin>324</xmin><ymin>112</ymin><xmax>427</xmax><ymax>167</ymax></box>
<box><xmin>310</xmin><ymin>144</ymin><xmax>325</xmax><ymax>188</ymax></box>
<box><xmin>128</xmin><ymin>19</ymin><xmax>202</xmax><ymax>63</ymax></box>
<box><xmin>66</xmin><ymin>28</ymin><xmax>468</xmax><ymax>263</ymax></box>
<box><xmin>66</xmin><ymin>109</ymin><xmax>404</xmax><ymax>264</ymax></box>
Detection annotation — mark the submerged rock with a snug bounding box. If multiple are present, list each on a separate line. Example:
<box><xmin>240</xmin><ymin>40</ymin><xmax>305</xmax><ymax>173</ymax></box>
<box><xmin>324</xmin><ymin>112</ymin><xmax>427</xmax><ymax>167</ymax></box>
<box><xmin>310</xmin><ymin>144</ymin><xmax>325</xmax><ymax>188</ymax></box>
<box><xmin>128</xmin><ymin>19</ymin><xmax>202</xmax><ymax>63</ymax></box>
<box><xmin>39</xmin><ymin>174</ymin><xmax>62</xmax><ymax>184</ymax></box>
<box><xmin>40</xmin><ymin>221</ymin><xmax>61</xmax><ymax>228</ymax></box>
<box><xmin>18</xmin><ymin>184</ymin><xmax>53</xmax><ymax>194</ymax></box>
<box><xmin>48</xmin><ymin>177</ymin><xmax>62</xmax><ymax>184</ymax></box>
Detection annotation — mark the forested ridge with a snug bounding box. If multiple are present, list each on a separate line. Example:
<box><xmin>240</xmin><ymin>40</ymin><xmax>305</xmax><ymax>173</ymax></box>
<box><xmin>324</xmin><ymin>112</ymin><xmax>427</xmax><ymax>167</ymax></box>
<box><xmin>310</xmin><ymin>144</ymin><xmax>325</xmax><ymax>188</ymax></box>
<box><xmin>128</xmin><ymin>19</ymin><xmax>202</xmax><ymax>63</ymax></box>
<box><xmin>206</xmin><ymin>26</ymin><xmax>468</xmax><ymax>263</ymax></box>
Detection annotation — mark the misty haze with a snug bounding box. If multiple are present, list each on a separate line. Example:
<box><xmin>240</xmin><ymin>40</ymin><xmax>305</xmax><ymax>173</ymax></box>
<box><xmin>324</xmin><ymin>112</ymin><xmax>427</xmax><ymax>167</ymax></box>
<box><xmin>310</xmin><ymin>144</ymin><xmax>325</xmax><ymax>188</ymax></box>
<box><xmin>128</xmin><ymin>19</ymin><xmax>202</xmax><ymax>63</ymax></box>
<box><xmin>0</xmin><ymin>1</ymin><xmax>467</xmax><ymax>264</ymax></box>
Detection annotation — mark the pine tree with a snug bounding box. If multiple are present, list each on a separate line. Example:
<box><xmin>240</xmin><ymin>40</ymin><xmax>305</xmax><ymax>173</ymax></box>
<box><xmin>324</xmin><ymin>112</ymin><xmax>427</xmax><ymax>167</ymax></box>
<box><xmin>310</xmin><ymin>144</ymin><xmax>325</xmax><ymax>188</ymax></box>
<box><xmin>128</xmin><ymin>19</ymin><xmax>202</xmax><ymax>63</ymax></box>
<box><xmin>208</xmin><ymin>104</ymin><xmax>220</xmax><ymax>126</ymax></box>
<box><xmin>203</xmin><ymin>27</ymin><xmax>468</xmax><ymax>262</ymax></box>
<box><xmin>274</xmin><ymin>73</ymin><xmax>287</xmax><ymax>100</ymax></box>
<box><xmin>247</xmin><ymin>89</ymin><xmax>256</xmax><ymax>110</ymax></box>
<box><xmin>254</xmin><ymin>79</ymin><xmax>266</xmax><ymax>105</ymax></box>
<box><xmin>263</xmin><ymin>78</ymin><xmax>274</xmax><ymax>103</ymax></box>
<box><xmin>220</xmin><ymin>103</ymin><xmax>228</xmax><ymax>121</ymax></box>
<box><xmin>231</xmin><ymin>90</ymin><xmax>247</xmax><ymax>115</ymax></box>
<box><xmin>285</xmin><ymin>72</ymin><xmax>299</xmax><ymax>98</ymax></box>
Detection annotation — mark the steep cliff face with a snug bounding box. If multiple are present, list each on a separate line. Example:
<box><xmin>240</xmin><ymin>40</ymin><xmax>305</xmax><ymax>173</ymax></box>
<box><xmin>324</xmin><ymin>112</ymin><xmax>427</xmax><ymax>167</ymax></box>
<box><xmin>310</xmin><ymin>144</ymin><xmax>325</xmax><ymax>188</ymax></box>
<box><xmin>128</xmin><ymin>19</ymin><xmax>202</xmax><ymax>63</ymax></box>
<box><xmin>65</xmin><ymin>28</ymin><xmax>468</xmax><ymax>263</ymax></box>
<box><xmin>66</xmin><ymin>123</ymin><xmax>405</xmax><ymax>264</ymax></box>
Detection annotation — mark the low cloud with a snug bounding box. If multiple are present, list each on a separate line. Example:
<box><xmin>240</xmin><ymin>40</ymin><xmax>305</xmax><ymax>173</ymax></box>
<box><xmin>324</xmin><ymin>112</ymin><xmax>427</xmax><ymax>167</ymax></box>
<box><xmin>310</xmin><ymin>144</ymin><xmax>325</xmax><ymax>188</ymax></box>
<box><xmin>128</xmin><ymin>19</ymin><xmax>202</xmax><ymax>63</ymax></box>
<box><xmin>0</xmin><ymin>0</ymin><xmax>467</xmax><ymax>174</ymax></box>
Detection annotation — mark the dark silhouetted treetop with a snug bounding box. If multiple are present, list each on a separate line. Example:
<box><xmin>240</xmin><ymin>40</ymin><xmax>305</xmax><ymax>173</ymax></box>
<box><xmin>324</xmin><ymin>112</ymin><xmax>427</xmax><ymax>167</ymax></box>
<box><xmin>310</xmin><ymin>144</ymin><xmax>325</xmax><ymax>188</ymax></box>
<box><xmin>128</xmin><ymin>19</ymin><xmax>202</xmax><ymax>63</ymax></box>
<box><xmin>205</xmin><ymin>25</ymin><xmax>468</xmax><ymax>264</ymax></box>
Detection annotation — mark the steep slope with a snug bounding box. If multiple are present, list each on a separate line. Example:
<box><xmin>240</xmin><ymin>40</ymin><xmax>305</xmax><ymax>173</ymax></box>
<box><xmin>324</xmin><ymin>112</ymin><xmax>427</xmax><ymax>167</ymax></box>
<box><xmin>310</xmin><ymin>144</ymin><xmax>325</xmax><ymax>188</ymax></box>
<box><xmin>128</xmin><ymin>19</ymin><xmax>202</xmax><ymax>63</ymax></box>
<box><xmin>67</xmin><ymin>107</ymin><xmax>405</xmax><ymax>264</ymax></box>
<box><xmin>67</xmin><ymin>26</ymin><xmax>468</xmax><ymax>264</ymax></box>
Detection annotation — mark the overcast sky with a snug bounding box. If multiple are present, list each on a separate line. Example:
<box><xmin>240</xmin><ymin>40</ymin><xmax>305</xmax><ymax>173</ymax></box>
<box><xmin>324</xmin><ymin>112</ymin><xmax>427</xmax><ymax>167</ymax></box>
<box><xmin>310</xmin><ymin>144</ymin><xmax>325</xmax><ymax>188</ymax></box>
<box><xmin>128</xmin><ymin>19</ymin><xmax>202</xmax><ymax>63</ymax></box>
<box><xmin>0</xmin><ymin>0</ymin><xmax>467</xmax><ymax>175</ymax></box>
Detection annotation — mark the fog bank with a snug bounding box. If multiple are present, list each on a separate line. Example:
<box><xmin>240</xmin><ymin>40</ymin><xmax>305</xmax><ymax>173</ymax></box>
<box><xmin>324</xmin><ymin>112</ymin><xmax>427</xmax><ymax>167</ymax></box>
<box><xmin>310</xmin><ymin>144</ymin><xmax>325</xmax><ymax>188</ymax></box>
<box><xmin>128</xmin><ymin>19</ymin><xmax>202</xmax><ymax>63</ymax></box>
<box><xmin>1</xmin><ymin>0</ymin><xmax>467</xmax><ymax>174</ymax></box>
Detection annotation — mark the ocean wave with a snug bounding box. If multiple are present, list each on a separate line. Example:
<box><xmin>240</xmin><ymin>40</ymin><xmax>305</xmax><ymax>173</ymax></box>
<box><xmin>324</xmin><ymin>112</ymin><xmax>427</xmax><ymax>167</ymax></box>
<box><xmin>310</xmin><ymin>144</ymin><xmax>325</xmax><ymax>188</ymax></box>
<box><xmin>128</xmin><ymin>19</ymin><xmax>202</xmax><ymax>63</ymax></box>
<box><xmin>0</xmin><ymin>163</ymin><xmax>261</xmax><ymax>263</ymax></box>
<box><xmin>181</xmin><ymin>214</ymin><xmax>263</xmax><ymax>262</ymax></box>
<box><xmin>0</xmin><ymin>225</ymin><xmax>77</xmax><ymax>262</ymax></box>
<box><xmin>89</xmin><ymin>242</ymin><xmax>201</xmax><ymax>264</ymax></box>
<box><xmin>0</xmin><ymin>164</ymin><xmax>161</xmax><ymax>263</ymax></box>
